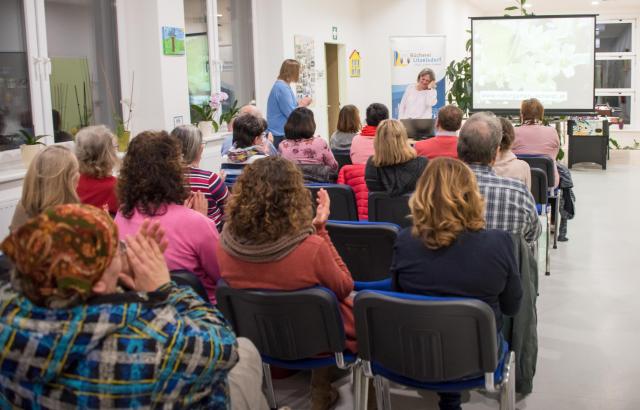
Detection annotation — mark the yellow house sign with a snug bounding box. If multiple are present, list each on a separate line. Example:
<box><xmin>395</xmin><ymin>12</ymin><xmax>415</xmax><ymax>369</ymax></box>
<box><xmin>349</xmin><ymin>50</ymin><xmax>361</xmax><ymax>78</ymax></box>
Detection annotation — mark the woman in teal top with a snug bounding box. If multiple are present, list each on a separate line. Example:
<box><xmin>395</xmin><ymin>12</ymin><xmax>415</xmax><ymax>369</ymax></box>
<box><xmin>267</xmin><ymin>59</ymin><xmax>312</xmax><ymax>148</ymax></box>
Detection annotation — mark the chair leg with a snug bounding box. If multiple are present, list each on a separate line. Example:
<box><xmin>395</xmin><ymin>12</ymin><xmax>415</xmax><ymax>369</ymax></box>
<box><xmin>545</xmin><ymin>208</ymin><xmax>551</xmax><ymax>276</ymax></box>
<box><xmin>499</xmin><ymin>353</ymin><xmax>516</xmax><ymax>410</ymax></box>
<box><xmin>374</xmin><ymin>376</ymin><xmax>391</xmax><ymax>410</ymax></box>
<box><xmin>262</xmin><ymin>363</ymin><xmax>277</xmax><ymax>410</ymax></box>
<box><xmin>552</xmin><ymin>194</ymin><xmax>560</xmax><ymax>249</ymax></box>
<box><xmin>354</xmin><ymin>363</ymin><xmax>369</xmax><ymax>410</ymax></box>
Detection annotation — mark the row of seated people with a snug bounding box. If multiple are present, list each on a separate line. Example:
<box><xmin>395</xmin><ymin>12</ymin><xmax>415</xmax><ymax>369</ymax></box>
<box><xmin>0</xmin><ymin>112</ymin><xmax>536</xmax><ymax>409</ymax></box>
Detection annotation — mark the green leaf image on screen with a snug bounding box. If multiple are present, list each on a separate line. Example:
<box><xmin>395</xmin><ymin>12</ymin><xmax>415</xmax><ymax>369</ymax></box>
<box><xmin>162</xmin><ymin>26</ymin><xmax>185</xmax><ymax>55</ymax></box>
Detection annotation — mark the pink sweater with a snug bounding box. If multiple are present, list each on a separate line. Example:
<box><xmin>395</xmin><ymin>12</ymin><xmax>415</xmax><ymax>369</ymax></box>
<box><xmin>512</xmin><ymin>124</ymin><xmax>560</xmax><ymax>187</ymax></box>
<box><xmin>115</xmin><ymin>203</ymin><xmax>220</xmax><ymax>303</ymax></box>
<box><xmin>349</xmin><ymin>134</ymin><xmax>375</xmax><ymax>164</ymax></box>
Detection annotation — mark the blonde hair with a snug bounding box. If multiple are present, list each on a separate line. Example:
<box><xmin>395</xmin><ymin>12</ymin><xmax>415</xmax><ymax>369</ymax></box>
<box><xmin>278</xmin><ymin>59</ymin><xmax>301</xmax><ymax>83</ymax></box>
<box><xmin>22</xmin><ymin>146</ymin><xmax>80</xmax><ymax>217</ymax></box>
<box><xmin>75</xmin><ymin>125</ymin><xmax>118</xmax><ymax>178</ymax></box>
<box><xmin>371</xmin><ymin>119</ymin><xmax>416</xmax><ymax>167</ymax></box>
<box><xmin>520</xmin><ymin>98</ymin><xmax>545</xmax><ymax>122</ymax></box>
<box><xmin>409</xmin><ymin>157</ymin><xmax>485</xmax><ymax>249</ymax></box>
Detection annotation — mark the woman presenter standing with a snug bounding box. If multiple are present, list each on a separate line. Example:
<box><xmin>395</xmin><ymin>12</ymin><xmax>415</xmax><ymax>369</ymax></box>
<box><xmin>398</xmin><ymin>68</ymin><xmax>438</xmax><ymax>119</ymax></box>
<box><xmin>266</xmin><ymin>59</ymin><xmax>312</xmax><ymax>149</ymax></box>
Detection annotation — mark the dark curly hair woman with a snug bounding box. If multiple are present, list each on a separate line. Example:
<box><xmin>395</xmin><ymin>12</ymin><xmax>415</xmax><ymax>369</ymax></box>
<box><xmin>115</xmin><ymin>130</ymin><xmax>222</xmax><ymax>304</ymax></box>
<box><xmin>216</xmin><ymin>156</ymin><xmax>354</xmax><ymax>409</ymax></box>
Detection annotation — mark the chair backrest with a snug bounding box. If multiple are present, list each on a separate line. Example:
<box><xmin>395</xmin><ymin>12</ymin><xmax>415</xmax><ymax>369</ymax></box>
<box><xmin>354</xmin><ymin>291</ymin><xmax>498</xmax><ymax>383</ymax></box>
<box><xmin>332</xmin><ymin>149</ymin><xmax>352</xmax><ymax>169</ymax></box>
<box><xmin>216</xmin><ymin>280</ymin><xmax>346</xmax><ymax>360</ymax></box>
<box><xmin>326</xmin><ymin>221</ymin><xmax>399</xmax><ymax>282</ymax></box>
<box><xmin>368</xmin><ymin>192</ymin><xmax>412</xmax><ymax>228</ymax></box>
<box><xmin>307</xmin><ymin>184</ymin><xmax>358</xmax><ymax>221</ymax></box>
<box><xmin>516</xmin><ymin>154</ymin><xmax>555</xmax><ymax>189</ymax></box>
<box><xmin>529</xmin><ymin>168</ymin><xmax>548</xmax><ymax>205</ymax></box>
<box><xmin>170</xmin><ymin>270</ymin><xmax>210</xmax><ymax>301</ymax></box>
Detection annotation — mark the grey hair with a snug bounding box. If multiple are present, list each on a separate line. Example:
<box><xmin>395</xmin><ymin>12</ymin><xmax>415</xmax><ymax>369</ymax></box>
<box><xmin>457</xmin><ymin>112</ymin><xmax>502</xmax><ymax>165</ymax></box>
<box><xmin>170</xmin><ymin>124</ymin><xmax>202</xmax><ymax>165</ymax></box>
<box><xmin>417</xmin><ymin>68</ymin><xmax>436</xmax><ymax>82</ymax></box>
<box><xmin>75</xmin><ymin>125</ymin><xmax>118</xmax><ymax>178</ymax></box>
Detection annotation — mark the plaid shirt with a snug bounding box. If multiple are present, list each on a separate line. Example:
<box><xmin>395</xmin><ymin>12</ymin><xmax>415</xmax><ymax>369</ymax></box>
<box><xmin>469</xmin><ymin>164</ymin><xmax>542</xmax><ymax>243</ymax></box>
<box><xmin>0</xmin><ymin>282</ymin><xmax>238</xmax><ymax>409</ymax></box>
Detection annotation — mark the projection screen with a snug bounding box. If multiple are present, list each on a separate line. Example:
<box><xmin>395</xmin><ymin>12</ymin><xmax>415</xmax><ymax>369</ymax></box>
<box><xmin>471</xmin><ymin>15</ymin><xmax>596</xmax><ymax>113</ymax></box>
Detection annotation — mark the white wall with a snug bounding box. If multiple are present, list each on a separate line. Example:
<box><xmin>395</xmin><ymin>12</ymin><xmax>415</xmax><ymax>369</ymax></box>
<box><xmin>252</xmin><ymin>0</ymin><xmax>485</xmax><ymax>139</ymax></box>
<box><xmin>116</xmin><ymin>0</ymin><xmax>190</xmax><ymax>135</ymax></box>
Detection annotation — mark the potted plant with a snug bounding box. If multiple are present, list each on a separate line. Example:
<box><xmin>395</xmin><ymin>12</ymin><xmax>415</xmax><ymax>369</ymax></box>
<box><xmin>219</xmin><ymin>99</ymin><xmax>241</xmax><ymax>131</ymax></box>
<box><xmin>116</xmin><ymin>73</ymin><xmax>135</xmax><ymax>152</ymax></box>
<box><xmin>191</xmin><ymin>91</ymin><xmax>228</xmax><ymax>139</ymax></box>
<box><xmin>18</xmin><ymin>130</ymin><xmax>46</xmax><ymax>167</ymax></box>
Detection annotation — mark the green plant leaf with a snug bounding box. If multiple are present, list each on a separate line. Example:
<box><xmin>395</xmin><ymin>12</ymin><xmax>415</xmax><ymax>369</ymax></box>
<box><xmin>504</xmin><ymin>6</ymin><xmax>518</xmax><ymax>10</ymax></box>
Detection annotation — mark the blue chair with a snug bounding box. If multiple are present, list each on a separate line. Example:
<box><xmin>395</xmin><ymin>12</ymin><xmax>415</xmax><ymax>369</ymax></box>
<box><xmin>170</xmin><ymin>270</ymin><xmax>210</xmax><ymax>301</ymax></box>
<box><xmin>368</xmin><ymin>192</ymin><xmax>412</xmax><ymax>228</ymax></box>
<box><xmin>306</xmin><ymin>183</ymin><xmax>358</xmax><ymax>221</ymax></box>
<box><xmin>326</xmin><ymin>221</ymin><xmax>399</xmax><ymax>290</ymax></box>
<box><xmin>353</xmin><ymin>290</ymin><xmax>515</xmax><ymax>410</ymax></box>
<box><xmin>530</xmin><ymin>168</ymin><xmax>551</xmax><ymax>276</ymax></box>
<box><xmin>216</xmin><ymin>280</ymin><xmax>357</xmax><ymax>409</ymax></box>
<box><xmin>516</xmin><ymin>154</ymin><xmax>561</xmax><ymax>250</ymax></box>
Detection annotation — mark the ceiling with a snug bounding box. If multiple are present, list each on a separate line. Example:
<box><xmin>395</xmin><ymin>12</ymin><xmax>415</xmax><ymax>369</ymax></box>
<box><xmin>468</xmin><ymin>0</ymin><xmax>640</xmax><ymax>15</ymax></box>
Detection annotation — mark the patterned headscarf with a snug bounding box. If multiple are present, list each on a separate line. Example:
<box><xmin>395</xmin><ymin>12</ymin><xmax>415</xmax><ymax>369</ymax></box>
<box><xmin>1</xmin><ymin>204</ymin><xmax>118</xmax><ymax>307</ymax></box>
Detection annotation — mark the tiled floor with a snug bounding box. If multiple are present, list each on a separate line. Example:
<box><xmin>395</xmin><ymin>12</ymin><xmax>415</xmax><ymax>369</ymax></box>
<box><xmin>270</xmin><ymin>150</ymin><xmax>640</xmax><ymax>409</ymax></box>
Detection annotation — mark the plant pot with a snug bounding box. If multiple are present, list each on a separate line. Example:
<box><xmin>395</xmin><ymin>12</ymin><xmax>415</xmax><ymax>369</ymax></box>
<box><xmin>118</xmin><ymin>130</ymin><xmax>131</xmax><ymax>152</ymax></box>
<box><xmin>198</xmin><ymin>121</ymin><xmax>214</xmax><ymax>139</ymax></box>
<box><xmin>20</xmin><ymin>144</ymin><xmax>44</xmax><ymax>168</ymax></box>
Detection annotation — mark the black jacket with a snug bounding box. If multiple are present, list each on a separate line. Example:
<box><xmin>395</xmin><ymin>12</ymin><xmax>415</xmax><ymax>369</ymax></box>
<box><xmin>365</xmin><ymin>156</ymin><xmax>428</xmax><ymax>196</ymax></box>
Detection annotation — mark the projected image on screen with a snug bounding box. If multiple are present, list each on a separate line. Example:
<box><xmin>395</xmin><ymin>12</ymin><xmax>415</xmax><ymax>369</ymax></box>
<box><xmin>472</xmin><ymin>16</ymin><xmax>595</xmax><ymax>112</ymax></box>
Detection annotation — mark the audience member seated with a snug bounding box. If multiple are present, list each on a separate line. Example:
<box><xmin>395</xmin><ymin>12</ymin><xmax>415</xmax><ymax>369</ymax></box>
<box><xmin>221</xmin><ymin>113</ymin><xmax>270</xmax><ymax>184</ymax></box>
<box><xmin>458</xmin><ymin>113</ymin><xmax>541</xmax><ymax>244</ymax></box>
<box><xmin>494</xmin><ymin>118</ymin><xmax>531</xmax><ymax>189</ymax></box>
<box><xmin>512</xmin><ymin>98</ymin><xmax>560</xmax><ymax>187</ymax></box>
<box><xmin>279</xmin><ymin>107</ymin><xmax>338</xmax><ymax>182</ymax></box>
<box><xmin>330</xmin><ymin>104</ymin><xmax>361</xmax><ymax>150</ymax></box>
<box><xmin>414</xmin><ymin>104</ymin><xmax>462</xmax><ymax>159</ymax></box>
<box><xmin>220</xmin><ymin>104</ymin><xmax>277</xmax><ymax>157</ymax></box>
<box><xmin>217</xmin><ymin>156</ymin><xmax>354</xmax><ymax>409</ymax></box>
<box><xmin>350</xmin><ymin>103</ymin><xmax>389</xmax><ymax>164</ymax></box>
<box><xmin>10</xmin><ymin>146</ymin><xmax>79</xmax><ymax>232</ymax></box>
<box><xmin>337</xmin><ymin>164</ymin><xmax>368</xmax><ymax>220</ymax></box>
<box><xmin>392</xmin><ymin>157</ymin><xmax>523</xmax><ymax>410</ymax></box>
<box><xmin>115</xmin><ymin>130</ymin><xmax>221</xmax><ymax>304</ymax></box>
<box><xmin>172</xmin><ymin>124</ymin><xmax>228</xmax><ymax>231</ymax></box>
<box><xmin>0</xmin><ymin>204</ymin><xmax>250</xmax><ymax>409</ymax></box>
<box><xmin>75</xmin><ymin>125</ymin><xmax>119</xmax><ymax>215</ymax></box>
<box><xmin>365</xmin><ymin>119</ymin><xmax>427</xmax><ymax>196</ymax></box>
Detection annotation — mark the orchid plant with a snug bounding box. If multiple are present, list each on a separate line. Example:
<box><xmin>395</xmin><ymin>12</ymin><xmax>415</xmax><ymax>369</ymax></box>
<box><xmin>191</xmin><ymin>91</ymin><xmax>229</xmax><ymax>131</ymax></box>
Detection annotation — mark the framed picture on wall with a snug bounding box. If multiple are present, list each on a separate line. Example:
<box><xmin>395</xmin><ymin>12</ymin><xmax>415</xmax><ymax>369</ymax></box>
<box><xmin>162</xmin><ymin>27</ymin><xmax>186</xmax><ymax>55</ymax></box>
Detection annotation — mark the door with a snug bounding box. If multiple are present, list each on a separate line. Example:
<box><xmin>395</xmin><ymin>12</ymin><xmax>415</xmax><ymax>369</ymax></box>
<box><xmin>325</xmin><ymin>43</ymin><xmax>340</xmax><ymax>137</ymax></box>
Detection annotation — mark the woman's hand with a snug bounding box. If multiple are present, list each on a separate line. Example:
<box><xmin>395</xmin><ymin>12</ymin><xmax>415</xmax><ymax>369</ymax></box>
<box><xmin>298</xmin><ymin>96</ymin><xmax>312</xmax><ymax>107</ymax></box>
<box><xmin>428</xmin><ymin>80</ymin><xmax>437</xmax><ymax>90</ymax></box>
<box><xmin>120</xmin><ymin>230</ymin><xmax>171</xmax><ymax>292</ymax></box>
<box><xmin>312</xmin><ymin>188</ymin><xmax>331</xmax><ymax>228</ymax></box>
<box><xmin>184</xmin><ymin>192</ymin><xmax>208</xmax><ymax>216</ymax></box>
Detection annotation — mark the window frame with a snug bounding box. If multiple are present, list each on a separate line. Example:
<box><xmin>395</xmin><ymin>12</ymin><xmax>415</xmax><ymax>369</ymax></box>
<box><xmin>595</xmin><ymin>18</ymin><xmax>637</xmax><ymax>128</ymax></box>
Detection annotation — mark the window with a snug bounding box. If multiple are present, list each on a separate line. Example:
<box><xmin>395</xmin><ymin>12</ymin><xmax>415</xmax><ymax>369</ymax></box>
<box><xmin>183</xmin><ymin>0</ymin><xmax>255</xmax><ymax>120</ymax></box>
<box><xmin>0</xmin><ymin>0</ymin><xmax>121</xmax><ymax>153</ymax></box>
<box><xmin>595</xmin><ymin>19</ymin><xmax>636</xmax><ymax>127</ymax></box>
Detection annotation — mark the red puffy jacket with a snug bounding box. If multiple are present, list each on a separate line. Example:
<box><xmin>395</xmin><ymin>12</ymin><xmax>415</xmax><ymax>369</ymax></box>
<box><xmin>337</xmin><ymin>164</ymin><xmax>369</xmax><ymax>220</ymax></box>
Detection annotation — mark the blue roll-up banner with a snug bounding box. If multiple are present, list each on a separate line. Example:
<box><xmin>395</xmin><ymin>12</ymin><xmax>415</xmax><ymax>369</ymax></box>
<box><xmin>390</xmin><ymin>35</ymin><xmax>446</xmax><ymax>120</ymax></box>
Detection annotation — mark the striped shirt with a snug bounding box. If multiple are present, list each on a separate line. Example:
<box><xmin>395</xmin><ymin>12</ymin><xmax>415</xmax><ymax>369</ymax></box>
<box><xmin>469</xmin><ymin>164</ymin><xmax>542</xmax><ymax>244</ymax></box>
<box><xmin>185</xmin><ymin>166</ymin><xmax>228</xmax><ymax>229</ymax></box>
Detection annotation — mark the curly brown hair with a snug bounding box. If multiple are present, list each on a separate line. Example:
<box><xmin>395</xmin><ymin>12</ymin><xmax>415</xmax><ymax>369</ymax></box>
<box><xmin>117</xmin><ymin>130</ymin><xmax>188</xmax><ymax>218</ymax></box>
<box><xmin>409</xmin><ymin>157</ymin><xmax>485</xmax><ymax>249</ymax></box>
<box><xmin>225</xmin><ymin>156</ymin><xmax>313</xmax><ymax>243</ymax></box>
